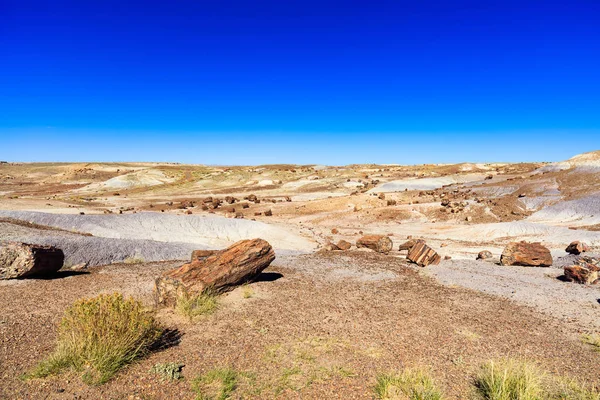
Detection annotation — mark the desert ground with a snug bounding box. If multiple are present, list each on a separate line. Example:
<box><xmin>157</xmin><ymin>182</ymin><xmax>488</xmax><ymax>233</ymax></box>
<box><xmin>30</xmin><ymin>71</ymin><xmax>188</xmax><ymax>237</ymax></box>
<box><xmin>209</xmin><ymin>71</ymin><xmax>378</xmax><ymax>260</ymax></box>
<box><xmin>1</xmin><ymin>151</ymin><xmax>599</xmax><ymax>399</ymax></box>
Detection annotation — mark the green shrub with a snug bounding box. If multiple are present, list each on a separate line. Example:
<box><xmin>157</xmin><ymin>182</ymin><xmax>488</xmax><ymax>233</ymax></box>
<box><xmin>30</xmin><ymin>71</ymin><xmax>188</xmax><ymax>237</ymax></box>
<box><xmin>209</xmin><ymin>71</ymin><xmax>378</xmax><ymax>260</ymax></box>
<box><xmin>27</xmin><ymin>293</ymin><xmax>162</xmax><ymax>384</ymax></box>
<box><xmin>374</xmin><ymin>368</ymin><xmax>444</xmax><ymax>400</ymax></box>
<box><xmin>192</xmin><ymin>368</ymin><xmax>239</xmax><ymax>400</ymax></box>
<box><xmin>150</xmin><ymin>362</ymin><xmax>185</xmax><ymax>381</ymax></box>
<box><xmin>176</xmin><ymin>290</ymin><xmax>218</xmax><ymax>321</ymax></box>
<box><xmin>474</xmin><ymin>359</ymin><xmax>543</xmax><ymax>400</ymax></box>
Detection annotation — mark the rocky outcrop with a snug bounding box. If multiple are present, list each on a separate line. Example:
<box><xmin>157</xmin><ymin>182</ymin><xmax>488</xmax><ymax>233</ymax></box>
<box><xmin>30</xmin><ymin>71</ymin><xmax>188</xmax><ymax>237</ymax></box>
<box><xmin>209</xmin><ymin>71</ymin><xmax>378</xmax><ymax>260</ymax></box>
<box><xmin>500</xmin><ymin>241</ymin><xmax>552</xmax><ymax>267</ymax></box>
<box><xmin>356</xmin><ymin>235</ymin><xmax>393</xmax><ymax>254</ymax></box>
<box><xmin>0</xmin><ymin>242</ymin><xmax>64</xmax><ymax>279</ymax></box>
<box><xmin>476</xmin><ymin>250</ymin><xmax>493</xmax><ymax>260</ymax></box>
<box><xmin>407</xmin><ymin>241</ymin><xmax>441</xmax><ymax>267</ymax></box>
<box><xmin>565</xmin><ymin>241</ymin><xmax>590</xmax><ymax>255</ymax></box>
<box><xmin>155</xmin><ymin>239</ymin><xmax>275</xmax><ymax>306</ymax></box>
<box><xmin>564</xmin><ymin>264</ymin><xmax>598</xmax><ymax>284</ymax></box>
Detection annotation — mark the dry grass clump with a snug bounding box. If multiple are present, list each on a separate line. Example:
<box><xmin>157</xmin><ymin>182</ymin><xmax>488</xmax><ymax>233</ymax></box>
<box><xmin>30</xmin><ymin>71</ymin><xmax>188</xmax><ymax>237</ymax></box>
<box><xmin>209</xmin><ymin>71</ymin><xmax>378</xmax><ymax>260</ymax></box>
<box><xmin>176</xmin><ymin>290</ymin><xmax>218</xmax><ymax>321</ymax></box>
<box><xmin>123</xmin><ymin>256</ymin><xmax>145</xmax><ymax>264</ymax></box>
<box><xmin>191</xmin><ymin>367</ymin><xmax>239</xmax><ymax>400</ymax></box>
<box><xmin>374</xmin><ymin>368</ymin><xmax>444</xmax><ymax>400</ymax></box>
<box><xmin>582</xmin><ymin>334</ymin><xmax>600</xmax><ymax>352</ymax></box>
<box><xmin>27</xmin><ymin>293</ymin><xmax>162</xmax><ymax>384</ymax></box>
<box><xmin>551</xmin><ymin>378</ymin><xmax>600</xmax><ymax>400</ymax></box>
<box><xmin>474</xmin><ymin>359</ymin><xmax>544</xmax><ymax>400</ymax></box>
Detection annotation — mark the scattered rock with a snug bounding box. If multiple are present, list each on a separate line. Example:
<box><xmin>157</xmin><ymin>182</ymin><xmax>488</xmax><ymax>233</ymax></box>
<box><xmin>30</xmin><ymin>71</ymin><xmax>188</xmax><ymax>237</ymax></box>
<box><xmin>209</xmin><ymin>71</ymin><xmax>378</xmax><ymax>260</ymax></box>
<box><xmin>386</xmin><ymin>199</ymin><xmax>397</xmax><ymax>206</ymax></box>
<box><xmin>500</xmin><ymin>241</ymin><xmax>552</xmax><ymax>267</ymax></box>
<box><xmin>331</xmin><ymin>228</ymin><xmax>339</xmax><ymax>234</ymax></box>
<box><xmin>407</xmin><ymin>241</ymin><xmax>441</xmax><ymax>267</ymax></box>
<box><xmin>0</xmin><ymin>242</ymin><xmax>64</xmax><ymax>279</ymax></box>
<box><xmin>477</xmin><ymin>250</ymin><xmax>493</xmax><ymax>260</ymax></box>
<box><xmin>264</xmin><ymin>209</ymin><xmax>273</xmax><ymax>217</ymax></box>
<box><xmin>564</xmin><ymin>264</ymin><xmax>598</xmax><ymax>284</ymax></box>
<box><xmin>399</xmin><ymin>239</ymin><xmax>424</xmax><ymax>251</ymax></box>
<box><xmin>155</xmin><ymin>239</ymin><xmax>275</xmax><ymax>306</ymax></box>
<box><xmin>565</xmin><ymin>241</ymin><xmax>590</xmax><ymax>255</ymax></box>
<box><xmin>356</xmin><ymin>235</ymin><xmax>393</xmax><ymax>254</ymax></box>
<box><xmin>336</xmin><ymin>240</ymin><xmax>352</xmax><ymax>251</ymax></box>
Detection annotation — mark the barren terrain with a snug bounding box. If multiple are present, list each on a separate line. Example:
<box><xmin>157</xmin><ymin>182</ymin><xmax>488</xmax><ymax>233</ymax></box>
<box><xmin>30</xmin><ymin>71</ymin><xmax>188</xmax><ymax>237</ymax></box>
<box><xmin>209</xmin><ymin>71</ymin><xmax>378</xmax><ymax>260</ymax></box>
<box><xmin>1</xmin><ymin>152</ymin><xmax>599</xmax><ymax>398</ymax></box>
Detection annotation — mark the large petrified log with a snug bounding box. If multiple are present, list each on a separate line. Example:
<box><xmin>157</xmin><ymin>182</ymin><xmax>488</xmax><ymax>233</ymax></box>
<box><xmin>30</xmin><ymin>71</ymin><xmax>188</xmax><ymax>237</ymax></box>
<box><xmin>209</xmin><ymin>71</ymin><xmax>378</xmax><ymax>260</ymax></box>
<box><xmin>155</xmin><ymin>239</ymin><xmax>275</xmax><ymax>306</ymax></box>
<box><xmin>356</xmin><ymin>235</ymin><xmax>393</xmax><ymax>254</ymax></box>
<box><xmin>407</xmin><ymin>241</ymin><xmax>441</xmax><ymax>267</ymax></box>
<box><xmin>500</xmin><ymin>241</ymin><xmax>552</xmax><ymax>267</ymax></box>
<box><xmin>0</xmin><ymin>242</ymin><xmax>64</xmax><ymax>279</ymax></box>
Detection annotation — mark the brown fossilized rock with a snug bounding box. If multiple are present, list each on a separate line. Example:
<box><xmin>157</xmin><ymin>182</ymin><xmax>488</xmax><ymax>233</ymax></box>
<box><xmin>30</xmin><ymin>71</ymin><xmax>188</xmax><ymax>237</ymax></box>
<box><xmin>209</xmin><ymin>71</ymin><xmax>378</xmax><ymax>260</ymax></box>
<box><xmin>407</xmin><ymin>241</ymin><xmax>441</xmax><ymax>267</ymax></box>
<box><xmin>0</xmin><ymin>242</ymin><xmax>64</xmax><ymax>279</ymax></box>
<box><xmin>564</xmin><ymin>264</ymin><xmax>598</xmax><ymax>284</ymax></box>
<box><xmin>398</xmin><ymin>239</ymin><xmax>425</xmax><ymax>252</ymax></box>
<box><xmin>155</xmin><ymin>239</ymin><xmax>275</xmax><ymax>306</ymax></box>
<box><xmin>500</xmin><ymin>241</ymin><xmax>552</xmax><ymax>267</ymax></box>
<box><xmin>565</xmin><ymin>241</ymin><xmax>590</xmax><ymax>255</ymax></box>
<box><xmin>336</xmin><ymin>240</ymin><xmax>352</xmax><ymax>251</ymax></box>
<box><xmin>190</xmin><ymin>249</ymin><xmax>218</xmax><ymax>261</ymax></box>
<box><xmin>356</xmin><ymin>235</ymin><xmax>393</xmax><ymax>254</ymax></box>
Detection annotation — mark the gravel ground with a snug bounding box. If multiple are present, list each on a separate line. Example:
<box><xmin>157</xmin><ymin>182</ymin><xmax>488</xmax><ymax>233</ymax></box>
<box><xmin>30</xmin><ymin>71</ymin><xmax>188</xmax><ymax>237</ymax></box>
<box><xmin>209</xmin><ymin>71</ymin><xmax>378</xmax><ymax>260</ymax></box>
<box><xmin>429</xmin><ymin>258</ymin><xmax>600</xmax><ymax>330</ymax></box>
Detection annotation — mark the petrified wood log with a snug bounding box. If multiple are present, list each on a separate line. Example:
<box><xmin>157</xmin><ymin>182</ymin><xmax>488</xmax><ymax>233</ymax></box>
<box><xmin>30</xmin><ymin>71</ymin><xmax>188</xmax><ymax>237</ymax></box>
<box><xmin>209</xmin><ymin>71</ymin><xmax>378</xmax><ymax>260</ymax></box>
<box><xmin>156</xmin><ymin>239</ymin><xmax>275</xmax><ymax>306</ymax></box>
<box><xmin>356</xmin><ymin>235</ymin><xmax>393</xmax><ymax>254</ymax></box>
<box><xmin>0</xmin><ymin>242</ymin><xmax>64</xmax><ymax>279</ymax></box>
<box><xmin>565</xmin><ymin>241</ymin><xmax>590</xmax><ymax>255</ymax></box>
<box><xmin>399</xmin><ymin>239</ymin><xmax>425</xmax><ymax>252</ymax></box>
<box><xmin>500</xmin><ymin>241</ymin><xmax>552</xmax><ymax>267</ymax></box>
<box><xmin>407</xmin><ymin>241</ymin><xmax>441</xmax><ymax>267</ymax></box>
<box><xmin>564</xmin><ymin>264</ymin><xmax>598</xmax><ymax>284</ymax></box>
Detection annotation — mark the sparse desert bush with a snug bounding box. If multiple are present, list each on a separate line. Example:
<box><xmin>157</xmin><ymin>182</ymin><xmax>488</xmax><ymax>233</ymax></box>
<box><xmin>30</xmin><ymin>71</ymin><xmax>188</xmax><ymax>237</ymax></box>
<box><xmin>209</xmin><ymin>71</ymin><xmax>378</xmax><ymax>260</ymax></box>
<box><xmin>582</xmin><ymin>334</ymin><xmax>600</xmax><ymax>351</ymax></box>
<box><xmin>192</xmin><ymin>367</ymin><xmax>239</xmax><ymax>400</ymax></box>
<box><xmin>27</xmin><ymin>293</ymin><xmax>162</xmax><ymax>384</ymax></box>
<box><xmin>474</xmin><ymin>359</ymin><xmax>543</xmax><ymax>400</ymax></box>
<box><xmin>374</xmin><ymin>368</ymin><xmax>444</xmax><ymax>400</ymax></box>
<box><xmin>242</xmin><ymin>286</ymin><xmax>254</xmax><ymax>299</ymax></box>
<box><xmin>123</xmin><ymin>256</ymin><xmax>145</xmax><ymax>264</ymax></box>
<box><xmin>150</xmin><ymin>362</ymin><xmax>185</xmax><ymax>381</ymax></box>
<box><xmin>176</xmin><ymin>290</ymin><xmax>218</xmax><ymax>321</ymax></box>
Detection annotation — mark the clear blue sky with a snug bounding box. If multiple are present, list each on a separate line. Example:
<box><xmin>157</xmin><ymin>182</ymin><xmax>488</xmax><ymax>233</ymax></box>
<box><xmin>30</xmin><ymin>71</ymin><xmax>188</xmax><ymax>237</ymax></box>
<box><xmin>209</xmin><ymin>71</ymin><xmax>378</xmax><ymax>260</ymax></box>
<box><xmin>1</xmin><ymin>0</ymin><xmax>599</xmax><ymax>164</ymax></box>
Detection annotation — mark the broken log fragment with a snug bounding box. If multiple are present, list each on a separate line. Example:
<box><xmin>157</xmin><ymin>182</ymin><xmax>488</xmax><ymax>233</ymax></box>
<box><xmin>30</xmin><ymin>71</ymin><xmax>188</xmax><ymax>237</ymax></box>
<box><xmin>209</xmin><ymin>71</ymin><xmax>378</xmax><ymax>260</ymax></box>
<box><xmin>356</xmin><ymin>235</ymin><xmax>393</xmax><ymax>254</ymax></box>
<box><xmin>0</xmin><ymin>242</ymin><xmax>64</xmax><ymax>279</ymax></box>
<box><xmin>407</xmin><ymin>242</ymin><xmax>441</xmax><ymax>267</ymax></box>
